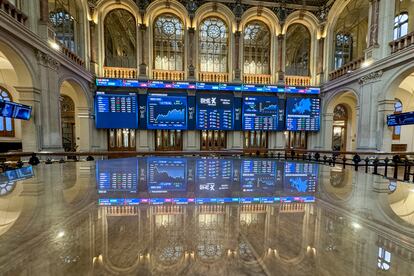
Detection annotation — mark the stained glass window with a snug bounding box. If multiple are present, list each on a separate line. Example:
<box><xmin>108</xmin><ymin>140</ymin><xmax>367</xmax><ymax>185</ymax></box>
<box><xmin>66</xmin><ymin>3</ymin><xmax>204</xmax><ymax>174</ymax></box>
<box><xmin>199</xmin><ymin>17</ymin><xmax>228</xmax><ymax>73</ymax></box>
<box><xmin>243</xmin><ymin>21</ymin><xmax>270</xmax><ymax>75</ymax></box>
<box><xmin>153</xmin><ymin>14</ymin><xmax>184</xmax><ymax>71</ymax></box>
<box><xmin>0</xmin><ymin>88</ymin><xmax>14</xmax><ymax>137</ymax></box>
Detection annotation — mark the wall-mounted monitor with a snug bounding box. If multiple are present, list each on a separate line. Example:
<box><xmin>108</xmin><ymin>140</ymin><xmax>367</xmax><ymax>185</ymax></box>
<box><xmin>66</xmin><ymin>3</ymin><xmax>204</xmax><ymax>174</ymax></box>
<box><xmin>286</xmin><ymin>97</ymin><xmax>320</xmax><ymax>131</ymax></box>
<box><xmin>147</xmin><ymin>93</ymin><xmax>187</xmax><ymax>130</ymax></box>
<box><xmin>284</xmin><ymin>162</ymin><xmax>318</xmax><ymax>193</ymax></box>
<box><xmin>0</xmin><ymin>100</ymin><xmax>32</xmax><ymax>120</ymax></box>
<box><xmin>94</xmin><ymin>92</ymin><xmax>138</xmax><ymax>129</ymax></box>
<box><xmin>242</xmin><ymin>96</ymin><xmax>285</xmax><ymax>131</ymax></box>
<box><xmin>387</xmin><ymin>112</ymin><xmax>414</xmax><ymax>126</ymax></box>
<box><xmin>147</xmin><ymin>158</ymin><xmax>187</xmax><ymax>193</ymax></box>
<box><xmin>196</xmin><ymin>94</ymin><xmax>234</xmax><ymax>130</ymax></box>
<box><xmin>96</xmin><ymin>158</ymin><xmax>138</xmax><ymax>194</ymax></box>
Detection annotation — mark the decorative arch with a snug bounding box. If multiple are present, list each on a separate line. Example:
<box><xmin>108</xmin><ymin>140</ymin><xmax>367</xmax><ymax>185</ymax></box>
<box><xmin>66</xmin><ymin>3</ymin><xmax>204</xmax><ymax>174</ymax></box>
<box><xmin>282</xmin><ymin>11</ymin><xmax>320</xmax><ymax>38</ymax></box>
<box><xmin>240</xmin><ymin>7</ymin><xmax>281</xmax><ymax>35</ymax></box>
<box><xmin>0</xmin><ymin>87</ymin><xmax>15</xmax><ymax>137</ymax></box>
<box><xmin>193</xmin><ymin>3</ymin><xmax>235</xmax><ymax>31</ymax></box>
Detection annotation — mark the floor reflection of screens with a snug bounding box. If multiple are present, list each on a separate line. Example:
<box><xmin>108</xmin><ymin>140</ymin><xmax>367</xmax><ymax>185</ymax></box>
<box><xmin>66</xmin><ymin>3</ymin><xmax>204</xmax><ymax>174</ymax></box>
<box><xmin>196</xmin><ymin>158</ymin><xmax>233</xmax><ymax>193</ymax></box>
<box><xmin>96</xmin><ymin>158</ymin><xmax>138</xmax><ymax>193</ymax></box>
<box><xmin>241</xmin><ymin>159</ymin><xmax>282</xmax><ymax>192</ymax></box>
<box><xmin>147</xmin><ymin>158</ymin><xmax>187</xmax><ymax>193</ymax></box>
<box><xmin>0</xmin><ymin>166</ymin><xmax>34</xmax><ymax>196</ymax></box>
<box><xmin>284</xmin><ymin>162</ymin><xmax>318</xmax><ymax>193</ymax></box>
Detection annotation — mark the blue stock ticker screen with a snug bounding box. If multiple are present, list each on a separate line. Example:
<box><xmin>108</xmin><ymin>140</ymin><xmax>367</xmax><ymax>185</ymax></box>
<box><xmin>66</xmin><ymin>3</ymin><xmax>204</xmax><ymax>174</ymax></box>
<box><xmin>286</xmin><ymin>97</ymin><xmax>320</xmax><ymax>131</ymax></box>
<box><xmin>284</xmin><ymin>162</ymin><xmax>318</xmax><ymax>193</ymax></box>
<box><xmin>196</xmin><ymin>94</ymin><xmax>234</xmax><ymax>130</ymax></box>
<box><xmin>196</xmin><ymin>158</ymin><xmax>233</xmax><ymax>193</ymax></box>
<box><xmin>147</xmin><ymin>94</ymin><xmax>187</xmax><ymax>130</ymax></box>
<box><xmin>95</xmin><ymin>92</ymin><xmax>138</xmax><ymax>129</ymax></box>
<box><xmin>147</xmin><ymin>158</ymin><xmax>187</xmax><ymax>193</ymax></box>
<box><xmin>242</xmin><ymin>96</ymin><xmax>285</xmax><ymax>131</ymax></box>
<box><xmin>241</xmin><ymin>159</ymin><xmax>282</xmax><ymax>192</ymax></box>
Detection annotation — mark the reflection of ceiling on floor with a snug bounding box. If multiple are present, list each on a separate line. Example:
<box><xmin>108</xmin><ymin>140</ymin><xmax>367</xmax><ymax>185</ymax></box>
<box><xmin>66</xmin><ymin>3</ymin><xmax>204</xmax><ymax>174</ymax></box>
<box><xmin>0</xmin><ymin>51</ymin><xmax>14</xmax><ymax>70</ymax></box>
<box><xmin>399</xmin><ymin>73</ymin><xmax>414</xmax><ymax>94</ymax></box>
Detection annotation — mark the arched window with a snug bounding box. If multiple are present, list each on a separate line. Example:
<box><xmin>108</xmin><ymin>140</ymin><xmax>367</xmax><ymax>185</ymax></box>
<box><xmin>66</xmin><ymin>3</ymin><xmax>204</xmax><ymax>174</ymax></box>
<box><xmin>153</xmin><ymin>14</ymin><xmax>184</xmax><ymax>71</ymax></box>
<box><xmin>394</xmin><ymin>12</ymin><xmax>408</xmax><ymax>40</ymax></box>
<box><xmin>49</xmin><ymin>0</ymin><xmax>81</xmax><ymax>54</ymax></box>
<box><xmin>104</xmin><ymin>9</ymin><xmax>137</xmax><ymax>68</ymax></box>
<box><xmin>243</xmin><ymin>21</ymin><xmax>270</xmax><ymax>75</ymax></box>
<box><xmin>377</xmin><ymin>247</ymin><xmax>391</xmax><ymax>271</ymax></box>
<box><xmin>334</xmin><ymin>33</ymin><xmax>353</xmax><ymax>69</ymax></box>
<box><xmin>0</xmin><ymin>87</ymin><xmax>15</xmax><ymax>137</ymax></box>
<box><xmin>393</xmin><ymin>100</ymin><xmax>402</xmax><ymax>140</ymax></box>
<box><xmin>285</xmin><ymin>24</ymin><xmax>310</xmax><ymax>76</ymax></box>
<box><xmin>199</xmin><ymin>17</ymin><xmax>228</xmax><ymax>73</ymax></box>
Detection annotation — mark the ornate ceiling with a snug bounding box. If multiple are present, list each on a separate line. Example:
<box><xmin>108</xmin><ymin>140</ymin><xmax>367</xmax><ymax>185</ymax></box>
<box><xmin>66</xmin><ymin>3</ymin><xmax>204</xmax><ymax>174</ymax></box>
<box><xmin>88</xmin><ymin>0</ymin><xmax>335</xmax><ymax>22</ymax></box>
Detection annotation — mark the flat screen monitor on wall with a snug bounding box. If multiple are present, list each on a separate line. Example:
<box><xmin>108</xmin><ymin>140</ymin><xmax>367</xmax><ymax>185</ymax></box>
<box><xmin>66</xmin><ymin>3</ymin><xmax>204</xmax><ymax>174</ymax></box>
<box><xmin>196</xmin><ymin>94</ymin><xmax>234</xmax><ymax>130</ymax></box>
<box><xmin>285</xmin><ymin>97</ymin><xmax>320</xmax><ymax>131</ymax></box>
<box><xmin>242</xmin><ymin>96</ymin><xmax>285</xmax><ymax>131</ymax></box>
<box><xmin>147</xmin><ymin>93</ymin><xmax>187</xmax><ymax>130</ymax></box>
<box><xmin>94</xmin><ymin>92</ymin><xmax>138</xmax><ymax>129</ymax></box>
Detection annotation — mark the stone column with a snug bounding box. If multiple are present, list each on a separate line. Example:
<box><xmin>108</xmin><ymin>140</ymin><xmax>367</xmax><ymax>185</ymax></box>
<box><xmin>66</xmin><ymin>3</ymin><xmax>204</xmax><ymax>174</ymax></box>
<box><xmin>89</xmin><ymin>21</ymin><xmax>97</xmax><ymax>74</ymax></box>
<box><xmin>39</xmin><ymin>0</ymin><xmax>48</xmax><ymax>23</ymax></box>
<box><xmin>356</xmin><ymin>71</ymin><xmax>383</xmax><ymax>150</ymax></box>
<box><xmin>377</xmin><ymin>99</ymin><xmax>395</xmax><ymax>152</ymax></box>
<box><xmin>36</xmin><ymin>51</ymin><xmax>63</xmax><ymax>151</ymax></box>
<box><xmin>368</xmin><ymin>0</ymin><xmax>380</xmax><ymax>48</ymax></box>
<box><xmin>139</xmin><ymin>24</ymin><xmax>148</xmax><ymax>79</ymax></box>
<box><xmin>277</xmin><ymin>34</ymin><xmax>285</xmax><ymax>82</ymax></box>
<box><xmin>15</xmin><ymin>86</ymin><xmax>41</xmax><ymax>152</ymax></box>
<box><xmin>317</xmin><ymin>37</ymin><xmax>325</xmax><ymax>78</ymax></box>
<box><xmin>187</xmin><ymin>27</ymin><xmax>196</xmax><ymax>80</ymax></box>
<box><xmin>234</xmin><ymin>31</ymin><xmax>241</xmax><ymax>82</ymax></box>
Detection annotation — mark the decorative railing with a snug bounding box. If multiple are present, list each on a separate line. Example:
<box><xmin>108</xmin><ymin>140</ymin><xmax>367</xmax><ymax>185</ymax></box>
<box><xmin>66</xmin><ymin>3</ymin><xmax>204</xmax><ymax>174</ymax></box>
<box><xmin>328</xmin><ymin>57</ymin><xmax>365</xmax><ymax>80</ymax></box>
<box><xmin>0</xmin><ymin>0</ymin><xmax>27</xmax><ymax>25</ymax></box>
<box><xmin>198</xmin><ymin>205</ymin><xmax>226</xmax><ymax>214</ymax></box>
<box><xmin>243</xmin><ymin>74</ymin><xmax>272</xmax><ymax>84</ymax></box>
<box><xmin>198</xmin><ymin>72</ymin><xmax>229</xmax><ymax>83</ymax></box>
<box><xmin>390</xmin><ymin>31</ymin><xmax>414</xmax><ymax>54</ymax></box>
<box><xmin>240</xmin><ymin>204</ymin><xmax>267</xmax><ymax>213</ymax></box>
<box><xmin>59</xmin><ymin>43</ymin><xmax>84</xmax><ymax>67</ymax></box>
<box><xmin>280</xmin><ymin>203</ymin><xmax>305</xmax><ymax>213</ymax></box>
<box><xmin>103</xmin><ymin>67</ymin><xmax>137</xmax><ymax>79</ymax></box>
<box><xmin>105</xmin><ymin>206</ymin><xmax>138</xmax><ymax>216</ymax></box>
<box><xmin>285</xmin><ymin>75</ymin><xmax>312</xmax><ymax>86</ymax></box>
<box><xmin>152</xmin><ymin>70</ymin><xmax>184</xmax><ymax>81</ymax></box>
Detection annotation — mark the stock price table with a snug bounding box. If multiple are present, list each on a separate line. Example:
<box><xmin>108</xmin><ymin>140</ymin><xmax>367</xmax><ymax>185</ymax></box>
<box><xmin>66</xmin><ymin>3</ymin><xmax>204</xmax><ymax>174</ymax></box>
<box><xmin>286</xmin><ymin>98</ymin><xmax>320</xmax><ymax>131</ymax></box>
<box><xmin>95</xmin><ymin>93</ymin><xmax>138</xmax><ymax>129</ymax></box>
<box><xmin>196</xmin><ymin>94</ymin><xmax>234</xmax><ymax>130</ymax></box>
<box><xmin>243</xmin><ymin>96</ymin><xmax>284</xmax><ymax>131</ymax></box>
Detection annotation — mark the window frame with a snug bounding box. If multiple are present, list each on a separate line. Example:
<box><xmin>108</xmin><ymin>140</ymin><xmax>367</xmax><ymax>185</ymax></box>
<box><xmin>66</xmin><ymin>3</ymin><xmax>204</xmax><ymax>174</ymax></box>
<box><xmin>243</xmin><ymin>20</ymin><xmax>271</xmax><ymax>75</ymax></box>
<box><xmin>393</xmin><ymin>12</ymin><xmax>409</xmax><ymax>40</ymax></box>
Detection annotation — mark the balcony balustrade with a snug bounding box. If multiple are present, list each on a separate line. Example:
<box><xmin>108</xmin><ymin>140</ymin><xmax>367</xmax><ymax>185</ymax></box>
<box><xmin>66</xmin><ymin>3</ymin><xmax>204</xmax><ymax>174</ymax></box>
<box><xmin>244</xmin><ymin>74</ymin><xmax>272</xmax><ymax>84</ymax></box>
<box><xmin>103</xmin><ymin>67</ymin><xmax>137</xmax><ymax>79</ymax></box>
<box><xmin>328</xmin><ymin>57</ymin><xmax>365</xmax><ymax>81</ymax></box>
<box><xmin>152</xmin><ymin>70</ymin><xmax>184</xmax><ymax>81</ymax></box>
<box><xmin>285</xmin><ymin>75</ymin><xmax>312</xmax><ymax>86</ymax></box>
<box><xmin>198</xmin><ymin>72</ymin><xmax>229</xmax><ymax>83</ymax></box>
<box><xmin>0</xmin><ymin>0</ymin><xmax>27</xmax><ymax>25</ymax></box>
<box><xmin>390</xmin><ymin>31</ymin><xmax>414</xmax><ymax>54</ymax></box>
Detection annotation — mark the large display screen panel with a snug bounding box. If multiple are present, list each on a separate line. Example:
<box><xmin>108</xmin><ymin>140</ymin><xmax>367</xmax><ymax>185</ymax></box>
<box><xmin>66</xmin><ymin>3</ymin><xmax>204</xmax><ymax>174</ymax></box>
<box><xmin>241</xmin><ymin>159</ymin><xmax>282</xmax><ymax>192</ymax></box>
<box><xmin>96</xmin><ymin>158</ymin><xmax>138</xmax><ymax>193</ymax></box>
<box><xmin>147</xmin><ymin>158</ymin><xmax>187</xmax><ymax>193</ymax></box>
<box><xmin>0</xmin><ymin>100</ymin><xmax>32</xmax><ymax>120</ymax></box>
<box><xmin>196</xmin><ymin>158</ymin><xmax>233</xmax><ymax>194</ymax></box>
<box><xmin>196</xmin><ymin>94</ymin><xmax>234</xmax><ymax>130</ymax></box>
<box><xmin>284</xmin><ymin>162</ymin><xmax>318</xmax><ymax>193</ymax></box>
<box><xmin>95</xmin><ymin>92</ymin><xmax>138</xmax><ymax>129</ymax></box>
<box><xmin>286</xmin><ymin>97</ymin><xmax>320</xmax><ymax>131</ymax></box>
<box><xmin>242</xmin><ymin>96</ymin><xmax>284</xmax><ymax>131</ymax></box>
<box><xmin>387</xmin><ymin>112</ymin><xmax>414</xmax><ymax>126</ymax></box>
<box><xmin>147</xmin><ymin>93</ymin><xmax>187</xmax><ymax>130</ymax></box>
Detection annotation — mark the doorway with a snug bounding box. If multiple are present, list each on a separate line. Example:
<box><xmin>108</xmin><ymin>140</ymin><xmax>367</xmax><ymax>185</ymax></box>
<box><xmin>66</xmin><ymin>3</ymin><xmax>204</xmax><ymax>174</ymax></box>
<box><xmin>331</xmin><ymin>104</ymin><xmax>348</xmax><ymax>151</ymax></box>
<box><xmin>155</xmin><ymin>130</ymin><xmax>183</xmax><ymax>151</ymax></box>
<box><xmin>200</xmin><ymin>130</ymin><xmax>226</xmax><ymax>150</ymax></box>
<box><xmin>60</xmin><ymin>95</ymin><xmax>76</xmax><ymax>152</ymax></box>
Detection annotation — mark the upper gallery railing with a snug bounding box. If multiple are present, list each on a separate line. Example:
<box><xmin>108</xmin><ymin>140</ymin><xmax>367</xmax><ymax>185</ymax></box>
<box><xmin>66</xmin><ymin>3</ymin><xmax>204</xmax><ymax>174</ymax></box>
<box><xmin>58</xmin><ymin>42</ymin><xmax>84</xmax><ymax>67</ymax></box>
<box><xmin>390</xmin><ymin>31</ymin><xmax>414</xmax><ymax>54</ymax></box>
<box><xmin>103</xmin><ymin>67</ymin><xmax>137</xmax><ymax>79</ymax></box>
<box><xmin>328</xmin><ymin>57</ymin><xmax>365</xmax><ymax>81</ymax></box>
<box><xmin>152</xmin><ymin>70</ymin><xmax>185</xmax><ymax>81</ymax></box>
<box><xmin>285</xmin><ymin>75</ymin><xmax>311</xmax><ymax>86</ymax></box>
<box><xmin>198</xmin><ymin>72</ymin><xmax>229</xmax><ymax>83</ymax></box>
<box><xmin>243</xmin><ymin>74</ymin><xmax>272</xmax><ymax>84</ymax></box>
<box><xmin>0</xmin><ymin>0</ymin><xmax>27</xmax><ymax>25</ymax></box>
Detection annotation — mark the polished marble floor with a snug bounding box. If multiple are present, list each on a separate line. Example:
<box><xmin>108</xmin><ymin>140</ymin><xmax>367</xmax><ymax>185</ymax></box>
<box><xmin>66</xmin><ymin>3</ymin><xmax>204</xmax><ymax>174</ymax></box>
<box><xmin>0</xmin><ymin>156</ymin><xmax>414</xmax><ymax>275</ymax></box>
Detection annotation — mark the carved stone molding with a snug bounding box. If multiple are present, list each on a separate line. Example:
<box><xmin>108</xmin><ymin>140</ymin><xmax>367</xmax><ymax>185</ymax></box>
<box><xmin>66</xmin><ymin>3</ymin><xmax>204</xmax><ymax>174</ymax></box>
<box><xmin>359</xmin><ymin>70</ymin><xmax>383</xmax><ymax>85</ymax></box>
<box><xmin>35</xmin><ymin>50</ymin><xmax>60</xmax><ymax>71</ymax></box>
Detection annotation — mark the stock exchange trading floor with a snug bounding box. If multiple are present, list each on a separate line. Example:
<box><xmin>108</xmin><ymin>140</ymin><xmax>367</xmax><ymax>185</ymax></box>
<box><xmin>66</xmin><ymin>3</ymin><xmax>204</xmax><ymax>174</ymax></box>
<box><xmin>0</xmin><ymin>156</ymin><xmax>414</xmax><ymax>275</ymax></box>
